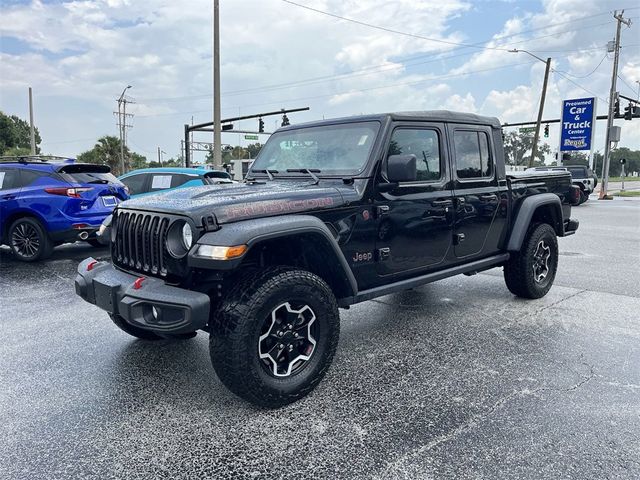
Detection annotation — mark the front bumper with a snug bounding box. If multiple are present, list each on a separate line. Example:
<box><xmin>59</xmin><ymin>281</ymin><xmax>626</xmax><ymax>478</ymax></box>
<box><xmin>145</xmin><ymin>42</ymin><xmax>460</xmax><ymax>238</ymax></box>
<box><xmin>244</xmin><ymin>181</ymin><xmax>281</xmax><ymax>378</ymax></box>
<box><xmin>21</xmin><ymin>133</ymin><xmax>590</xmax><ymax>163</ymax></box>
<box><xmin>75</xmin><ymin>257</ymin><xmax>210</xmax><ymax>334</ymax></box>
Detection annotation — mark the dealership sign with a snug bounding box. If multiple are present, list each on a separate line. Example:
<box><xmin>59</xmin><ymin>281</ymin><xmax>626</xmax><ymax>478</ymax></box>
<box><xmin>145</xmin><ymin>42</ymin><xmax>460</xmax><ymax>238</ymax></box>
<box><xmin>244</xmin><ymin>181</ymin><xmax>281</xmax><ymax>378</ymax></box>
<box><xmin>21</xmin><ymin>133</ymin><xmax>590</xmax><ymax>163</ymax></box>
<box><xmin>560</xmin><ymin>97</ymin><xmax>596</xmax><ymax>151</ymax></box>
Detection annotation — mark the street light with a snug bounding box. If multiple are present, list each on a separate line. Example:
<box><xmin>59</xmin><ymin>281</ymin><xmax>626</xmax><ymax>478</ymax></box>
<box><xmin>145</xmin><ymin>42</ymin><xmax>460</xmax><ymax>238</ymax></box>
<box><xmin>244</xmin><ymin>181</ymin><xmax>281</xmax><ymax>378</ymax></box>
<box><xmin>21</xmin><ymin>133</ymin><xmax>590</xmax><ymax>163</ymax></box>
<box><xmin>509</xmin><ymin>49</ymin><xmax>552</xmax><ymax>167</ymax></box>
<box><xmin>118</xmin><ymin>85</ymin><xmax>132</xmax><ymax>175</ymax></box>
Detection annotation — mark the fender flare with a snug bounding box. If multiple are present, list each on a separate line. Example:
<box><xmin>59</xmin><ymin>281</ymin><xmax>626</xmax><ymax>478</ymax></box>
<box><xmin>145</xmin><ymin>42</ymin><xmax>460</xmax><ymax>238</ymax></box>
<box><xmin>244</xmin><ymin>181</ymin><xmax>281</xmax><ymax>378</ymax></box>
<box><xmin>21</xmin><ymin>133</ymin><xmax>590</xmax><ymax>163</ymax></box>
<box><xmin>188</xmin><ymin>215</ymin><xmax>358</xmax><ymax>297</ymax></box>
<box><xmin>507</xmin><ymin>193</ymin><xmax>564</xmax><ymax>252</ymax></box>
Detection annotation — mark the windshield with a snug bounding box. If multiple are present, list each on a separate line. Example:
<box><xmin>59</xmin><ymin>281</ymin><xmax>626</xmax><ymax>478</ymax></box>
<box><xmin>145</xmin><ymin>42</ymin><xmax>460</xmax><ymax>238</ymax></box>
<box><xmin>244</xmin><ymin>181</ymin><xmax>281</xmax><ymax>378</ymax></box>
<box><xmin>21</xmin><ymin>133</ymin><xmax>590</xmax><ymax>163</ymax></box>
<box><xmin>250</xmin><ymin>121</ymin><xmax>379</xmax><ymax>176</ymax></box>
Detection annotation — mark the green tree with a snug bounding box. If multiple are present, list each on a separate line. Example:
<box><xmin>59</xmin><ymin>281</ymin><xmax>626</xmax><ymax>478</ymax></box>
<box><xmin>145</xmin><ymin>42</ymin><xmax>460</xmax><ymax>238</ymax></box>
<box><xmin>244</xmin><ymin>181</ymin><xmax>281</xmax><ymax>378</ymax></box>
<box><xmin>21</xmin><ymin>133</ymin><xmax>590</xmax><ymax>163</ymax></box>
<box><xmin>593</xmin><ymin>147</ymin><xmax>640</xmax><ymax>177</ymax></box>
<box><xmin>246</xmin><ymin>142</ymin><xmax>263</xmax><ymax>159</ymax></box>
<box><xmin>77</xmin><ymin>136</ymin><xmax>148</xmax><ymax>175</ymax></box>
<box><xmin>503</xmin><ymin>131</ymin><xmax>551</xmax><ymax>166</ymax></box>
<box><xmin>0</xmin><ymin>111</ymin><xmax>42</xmax><ymax>155</ymax></box>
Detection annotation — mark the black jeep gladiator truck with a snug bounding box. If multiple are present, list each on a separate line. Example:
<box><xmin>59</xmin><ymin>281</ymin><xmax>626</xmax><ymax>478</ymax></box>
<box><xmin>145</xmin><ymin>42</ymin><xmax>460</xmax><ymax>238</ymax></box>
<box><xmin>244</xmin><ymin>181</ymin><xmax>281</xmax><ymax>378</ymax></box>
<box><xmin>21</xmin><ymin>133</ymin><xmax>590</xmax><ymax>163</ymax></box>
<box><xmin>75</xmin><ymin>111</ymin><xmax>580</xmax><ymax>407</ymax></box>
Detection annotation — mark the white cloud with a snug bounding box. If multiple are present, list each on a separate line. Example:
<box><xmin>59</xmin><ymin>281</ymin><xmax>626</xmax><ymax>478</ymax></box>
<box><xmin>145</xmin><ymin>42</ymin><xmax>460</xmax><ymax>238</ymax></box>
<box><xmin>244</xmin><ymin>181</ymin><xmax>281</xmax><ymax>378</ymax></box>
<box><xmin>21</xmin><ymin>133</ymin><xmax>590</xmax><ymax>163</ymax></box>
<box><xmin>0</xmin><ymin>0</ymin><xmax>638</xmax><ymax>159</ymax></box>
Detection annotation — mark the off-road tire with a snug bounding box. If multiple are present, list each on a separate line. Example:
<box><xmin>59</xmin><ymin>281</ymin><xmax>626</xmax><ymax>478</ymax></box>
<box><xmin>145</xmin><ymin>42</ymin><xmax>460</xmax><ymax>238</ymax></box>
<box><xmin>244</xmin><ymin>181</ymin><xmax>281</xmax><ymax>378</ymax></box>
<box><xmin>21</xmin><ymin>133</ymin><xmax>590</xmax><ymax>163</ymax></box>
<box><xmin>8</xmin><ymin>217</ymin><xmax>54</xmax><ymax>262</ymax></box>
<box><xmin>109</xmin><ymin>313</ymin><xmax>163</xmax><ymax>340</ymax></box>
<box><xmin>504</xmin><ymin>223</ymin><xmax>558</xmax><ymax>299</ymax></box>
<box><xmin>209</xmin><ymin>267</ymin><xmax>340</xmax><ymax>408</ymax></box>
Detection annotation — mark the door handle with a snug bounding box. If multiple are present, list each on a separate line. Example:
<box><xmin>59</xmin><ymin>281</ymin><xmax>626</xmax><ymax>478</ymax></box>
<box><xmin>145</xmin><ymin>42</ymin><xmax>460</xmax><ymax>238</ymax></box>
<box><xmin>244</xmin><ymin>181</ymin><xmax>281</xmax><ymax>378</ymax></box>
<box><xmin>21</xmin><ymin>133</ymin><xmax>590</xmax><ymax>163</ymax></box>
<box><xmin>431</xmin><ymin>199</ymin><xmax>453</xmax><ymax>207</ymax></box>
<box><xmin>0</xmin><ymin>194</ymin><xmax>16</xmax><ymax>200</ymax></box>
<box><xmin>479</xmin><ymin>194</ymin><xmax>497</xmax><ymax>201</ymax></box>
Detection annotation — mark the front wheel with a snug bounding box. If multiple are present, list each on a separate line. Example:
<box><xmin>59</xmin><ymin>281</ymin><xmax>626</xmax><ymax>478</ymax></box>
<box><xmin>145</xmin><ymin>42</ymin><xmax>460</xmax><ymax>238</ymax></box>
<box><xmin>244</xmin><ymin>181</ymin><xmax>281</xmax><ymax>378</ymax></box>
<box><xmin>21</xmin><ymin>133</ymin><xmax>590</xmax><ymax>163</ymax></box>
<box><xmin>504</xmin><ymin>223</ymin><xmax>558</xmax><ymax>299</ymax></box>
<box><xmin>209</xmin><ymin>267</ymin><xmax>340</xmax><ymax>408</ymax></box>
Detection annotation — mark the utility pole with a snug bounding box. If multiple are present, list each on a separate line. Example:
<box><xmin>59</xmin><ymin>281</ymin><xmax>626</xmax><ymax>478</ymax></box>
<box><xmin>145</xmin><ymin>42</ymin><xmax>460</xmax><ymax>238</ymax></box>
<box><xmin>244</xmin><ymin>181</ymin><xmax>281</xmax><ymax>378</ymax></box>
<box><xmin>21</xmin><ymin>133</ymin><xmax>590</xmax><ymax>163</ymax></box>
<box><xmin>531</xmin><ymin>58</ymin><xmax>551</xmax><ymax>167</ymax></box>
<box><xmin>116</xmin><ymin>85</ymin><xmax>132</xmax><ymax>175</ymax></box>
<box><xmin>28</xmin><ymin>87</ymin><xmax>36</xmax><ymax>155</ymax></box>
<box><xmin>509</xmin><ymin>49</ymin><xmax>551</xmax><ymax>167</ymax></box>
<box><xmin>157</xmin><ymin>147</ymin><xmax>166</xmax><ymax>166</ymax></box>
<box><xmin>600</xmin><ymin>10</ymin><xmax>632</xmax><ymax>199</ymax></box>
<box><xmin>213</xmin><ymin>0</ymin><xmax>222</xmax><ymax>168</ymax></box>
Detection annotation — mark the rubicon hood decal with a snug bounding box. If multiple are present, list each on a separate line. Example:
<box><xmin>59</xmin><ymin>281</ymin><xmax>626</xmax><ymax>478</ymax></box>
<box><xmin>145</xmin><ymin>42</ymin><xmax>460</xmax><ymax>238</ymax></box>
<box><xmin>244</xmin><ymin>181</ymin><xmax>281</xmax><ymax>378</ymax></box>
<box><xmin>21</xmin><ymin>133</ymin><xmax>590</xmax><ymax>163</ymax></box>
<box><xmin>223</xmin><ymin>197</ymin><xmax>335</xmax><ymax>222</ymax></box>
<box><xmin>119</xmin><ymin>180</ymin><xmax>350</xmax><ymax>224</ymax></box>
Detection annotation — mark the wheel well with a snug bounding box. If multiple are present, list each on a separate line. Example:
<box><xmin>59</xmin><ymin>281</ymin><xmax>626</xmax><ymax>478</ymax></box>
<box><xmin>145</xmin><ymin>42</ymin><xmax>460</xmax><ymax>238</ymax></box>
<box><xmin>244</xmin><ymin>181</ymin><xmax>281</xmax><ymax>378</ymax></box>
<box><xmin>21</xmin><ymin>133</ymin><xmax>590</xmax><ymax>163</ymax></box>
<box><xmin>1</xmin><ymin>212</ymin><xmax>45</xmax><ymax>244</ymax></box>
<box><xmin>531</xmin><ymin>204</ymin><xmax>562</xmax><ymax>236</ymax></box>
<box><xmin>237</xmin><ymin>233</ymin><xmax>355</xmax><ymax>300</ymax></box>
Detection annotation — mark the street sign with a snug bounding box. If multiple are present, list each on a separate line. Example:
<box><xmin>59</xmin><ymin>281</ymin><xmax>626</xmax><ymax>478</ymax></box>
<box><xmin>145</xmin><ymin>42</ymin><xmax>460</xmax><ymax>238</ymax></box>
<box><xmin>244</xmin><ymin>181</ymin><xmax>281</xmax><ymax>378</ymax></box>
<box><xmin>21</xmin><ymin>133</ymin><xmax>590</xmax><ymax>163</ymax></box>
<box><xmin>560</xmin><ymin>97</ymin><xmax>597</xmax><ymax>151</ymax></box>
<box><xmin>519</xmin><ymin>126</ymin><xmax>536</xmax><ymax>134</ymax></box>
<box><xmin>244</xmin><ymin>134</ymin><xmax>259</xmax><ymax>140</ymax></box>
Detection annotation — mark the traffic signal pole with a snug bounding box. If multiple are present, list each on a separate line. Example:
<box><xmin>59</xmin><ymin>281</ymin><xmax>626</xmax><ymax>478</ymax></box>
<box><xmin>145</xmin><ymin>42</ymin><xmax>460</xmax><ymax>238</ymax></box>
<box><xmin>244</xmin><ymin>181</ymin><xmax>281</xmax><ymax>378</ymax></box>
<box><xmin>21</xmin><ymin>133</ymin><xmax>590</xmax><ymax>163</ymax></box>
<box><xmin>213</xmin><ymin>0</ymin><xmax>222</xmax><ymax>169</ymax></box>
<box><xmin>600</xmin><ymin>10</ymin><xmax>632</xmax><ymax>199</ymax></box>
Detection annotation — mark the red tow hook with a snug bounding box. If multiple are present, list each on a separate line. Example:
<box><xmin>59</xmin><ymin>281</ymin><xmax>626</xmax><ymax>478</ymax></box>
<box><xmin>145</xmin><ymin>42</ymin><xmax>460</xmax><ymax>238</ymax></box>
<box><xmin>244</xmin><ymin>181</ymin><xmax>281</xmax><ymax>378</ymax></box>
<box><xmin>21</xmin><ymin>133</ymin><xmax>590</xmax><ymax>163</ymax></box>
<box><xmin>133</xmin><ymin>277</ymin><xmax>146</xmax><ymax>290</ymax></box>
<box><xmin>87</xmin><ymin>260</ymin><xmax>99</xmax><ymax>271</ymax></box>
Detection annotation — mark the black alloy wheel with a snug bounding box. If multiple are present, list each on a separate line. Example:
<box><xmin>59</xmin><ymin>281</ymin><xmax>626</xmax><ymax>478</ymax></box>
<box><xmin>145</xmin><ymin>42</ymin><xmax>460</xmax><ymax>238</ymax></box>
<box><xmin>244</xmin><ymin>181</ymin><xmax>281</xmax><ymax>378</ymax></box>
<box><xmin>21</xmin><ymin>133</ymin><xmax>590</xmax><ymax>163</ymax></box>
<box><xmin>8</xmin><ymin>218</ymin><xmax>53</xmax><ymax>262</ymax></box>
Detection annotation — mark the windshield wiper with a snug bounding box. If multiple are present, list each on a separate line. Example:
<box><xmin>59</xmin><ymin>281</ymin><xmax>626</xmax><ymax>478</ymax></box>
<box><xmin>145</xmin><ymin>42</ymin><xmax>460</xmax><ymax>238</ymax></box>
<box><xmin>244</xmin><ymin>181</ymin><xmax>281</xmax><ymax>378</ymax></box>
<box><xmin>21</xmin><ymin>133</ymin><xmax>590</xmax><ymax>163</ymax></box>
<box><xmin>286</xmin><ymin>168</ymin><xmax>321</xmax><ymax>184</ymax></box>
<box><xmin>252</xmin><ymin>168</ymin><xmax>279</xmax><ymax>181</ymax></box>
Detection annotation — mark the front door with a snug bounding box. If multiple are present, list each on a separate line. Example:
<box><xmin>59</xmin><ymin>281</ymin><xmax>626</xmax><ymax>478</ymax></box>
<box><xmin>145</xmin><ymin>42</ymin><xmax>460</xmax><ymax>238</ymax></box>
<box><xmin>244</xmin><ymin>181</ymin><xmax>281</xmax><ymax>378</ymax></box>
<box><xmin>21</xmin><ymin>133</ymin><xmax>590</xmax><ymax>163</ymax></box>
<box><xmin>375</xmin><ymin>123</ymin><xmax>454</xmax><ymax>278</ymax></box>
<box><xmin>448</xmin><ymin>125</ymin><xmax>502</xmax><ymax>259</ymax></box>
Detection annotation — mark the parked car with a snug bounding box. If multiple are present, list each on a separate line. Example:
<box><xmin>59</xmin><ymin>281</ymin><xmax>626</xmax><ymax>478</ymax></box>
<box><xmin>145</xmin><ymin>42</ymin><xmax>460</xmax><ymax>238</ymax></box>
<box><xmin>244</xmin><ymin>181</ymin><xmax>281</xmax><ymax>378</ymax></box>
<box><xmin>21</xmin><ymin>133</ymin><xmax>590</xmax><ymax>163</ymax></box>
<box><xmin>76</xmin><ymin>111</ymin><xmax>580</xmax><ymax>407</ymax></box>
<box><xmin>526</xmin><ymin>165</ymin><xmax>596</xmax><ymax>204</ymax></box>
<box><xmin>119</xmin><ymin>167</ymin><xmax>233</xmax><ymax>198</ymax></box>
<box><xmin>0</xmin><ymin>156</ymin><xmax>128</xmax><ymax>261</ymax></box>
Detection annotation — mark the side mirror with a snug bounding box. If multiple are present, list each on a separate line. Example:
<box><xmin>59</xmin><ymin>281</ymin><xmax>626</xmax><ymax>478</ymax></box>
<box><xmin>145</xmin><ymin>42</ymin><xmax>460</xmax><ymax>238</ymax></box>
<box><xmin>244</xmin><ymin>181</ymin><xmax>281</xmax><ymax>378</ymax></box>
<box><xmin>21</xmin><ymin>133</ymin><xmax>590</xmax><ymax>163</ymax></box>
<box><xmin>387</xmin><ymin>154</ymin><xmax>417</xmax><ymax>183</ymax></box>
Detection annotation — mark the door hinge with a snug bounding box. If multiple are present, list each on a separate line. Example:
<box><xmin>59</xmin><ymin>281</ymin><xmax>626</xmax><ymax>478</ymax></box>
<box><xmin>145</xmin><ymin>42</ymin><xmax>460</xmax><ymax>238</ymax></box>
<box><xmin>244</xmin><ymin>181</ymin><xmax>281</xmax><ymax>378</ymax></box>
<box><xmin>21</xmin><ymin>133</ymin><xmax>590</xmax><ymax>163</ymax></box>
<box><xmin>377</xmin><ymin>247</ymin><xmax>390</xmax><ymax>261</ymax></box>
<box><xmin>375</xmin><ymin>205</ymin><xmax>390</xmax><ymax>218</ymax></box>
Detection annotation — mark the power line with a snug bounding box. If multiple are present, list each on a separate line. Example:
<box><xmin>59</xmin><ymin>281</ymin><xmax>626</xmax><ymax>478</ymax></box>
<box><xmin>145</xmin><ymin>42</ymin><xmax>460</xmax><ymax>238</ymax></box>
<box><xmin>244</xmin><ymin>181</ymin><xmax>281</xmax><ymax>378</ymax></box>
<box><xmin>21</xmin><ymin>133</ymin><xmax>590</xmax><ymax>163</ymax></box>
<box><xmin>137</xmin><ymin>18</ymin><xmax>619</xmax><ymax>105</ymax></box>
<box><xmin>279</xmin><ymin>0</ymin><xmax>512</xmax><ymax>52</ymax></box>
<box><xmin>617</xmin><ymin>74</ymin><xmax>639</xmax><ymax>96</ymax></box>
<box><xmin>554</xmin><ymin>54</ymin><xmax>608</xmax><ymax>79</ymax></box>
<box><xmin>137</xmin><ymin>61</ymin><xmax>534</xmax><ymax>119</ymax></box>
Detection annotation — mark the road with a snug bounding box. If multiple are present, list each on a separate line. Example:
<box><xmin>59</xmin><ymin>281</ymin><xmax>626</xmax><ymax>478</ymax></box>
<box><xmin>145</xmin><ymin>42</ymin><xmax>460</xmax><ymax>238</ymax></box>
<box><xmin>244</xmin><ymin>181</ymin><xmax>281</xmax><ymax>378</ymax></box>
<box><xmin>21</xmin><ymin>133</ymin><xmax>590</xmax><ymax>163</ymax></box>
<box><xmin>1</xmin><ymin>198</ymin><xmax>639</xmax><ymax>480</ymax></box>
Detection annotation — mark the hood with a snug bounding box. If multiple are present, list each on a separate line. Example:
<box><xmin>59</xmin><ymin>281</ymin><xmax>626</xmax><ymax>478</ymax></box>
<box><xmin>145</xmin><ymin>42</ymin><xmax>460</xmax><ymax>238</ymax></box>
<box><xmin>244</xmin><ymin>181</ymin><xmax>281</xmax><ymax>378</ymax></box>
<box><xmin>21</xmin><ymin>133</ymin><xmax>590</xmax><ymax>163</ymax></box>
<box><xmin>118</xmin><ymin>180</ymin><xmax>355</xmax><ymax>224</ymax></box>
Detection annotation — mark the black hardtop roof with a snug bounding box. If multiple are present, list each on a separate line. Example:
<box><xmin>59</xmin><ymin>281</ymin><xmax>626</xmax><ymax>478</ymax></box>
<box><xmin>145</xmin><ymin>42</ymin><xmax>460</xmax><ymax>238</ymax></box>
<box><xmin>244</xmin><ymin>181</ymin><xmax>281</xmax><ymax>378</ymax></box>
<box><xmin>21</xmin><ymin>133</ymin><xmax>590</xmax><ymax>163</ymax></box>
<box><xmin>279</xmin><ymin>110</ymin><xmax>502</xmax><ymax>131</ymax></box>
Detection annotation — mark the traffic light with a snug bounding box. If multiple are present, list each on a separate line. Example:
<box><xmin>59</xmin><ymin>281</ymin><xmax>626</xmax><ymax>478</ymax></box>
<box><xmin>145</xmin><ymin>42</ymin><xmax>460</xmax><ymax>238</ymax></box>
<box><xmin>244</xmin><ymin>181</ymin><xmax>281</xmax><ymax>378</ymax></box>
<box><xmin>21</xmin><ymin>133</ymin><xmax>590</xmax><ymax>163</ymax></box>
<box><xmin>258</xmin><ymin>118</ymin><xmax>264</xmax><ymax>133</ymax></box>
<box><xmin>624</xmin><ymin>103</ymin><xmax>633</xmax><ymax>120</ymax></box>
<box><xmin>544</xmin><ymin>124</ymin><xmax>549</xmax><ymax>138</ymax></box>
<box><xmin>281</xmin><ymin>114</ymin><xmax>290</xmax><ymax>127</ymax></box>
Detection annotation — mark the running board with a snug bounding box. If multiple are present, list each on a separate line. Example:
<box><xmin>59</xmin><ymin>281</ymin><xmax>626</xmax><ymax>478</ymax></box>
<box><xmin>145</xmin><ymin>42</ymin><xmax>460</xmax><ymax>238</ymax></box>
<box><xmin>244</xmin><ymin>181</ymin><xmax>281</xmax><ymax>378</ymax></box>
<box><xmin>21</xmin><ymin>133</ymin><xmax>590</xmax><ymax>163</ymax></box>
<box><xmin>339</xmin><ymin>253</ymin><xmax>510</xmax><ymax>307</ymax></box>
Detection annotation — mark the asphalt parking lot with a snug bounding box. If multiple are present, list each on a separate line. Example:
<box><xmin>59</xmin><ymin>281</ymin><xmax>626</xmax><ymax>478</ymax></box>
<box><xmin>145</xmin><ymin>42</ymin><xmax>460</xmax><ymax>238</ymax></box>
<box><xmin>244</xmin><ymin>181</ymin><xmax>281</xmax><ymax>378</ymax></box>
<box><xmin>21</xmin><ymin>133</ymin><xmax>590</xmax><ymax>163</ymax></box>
<box><xmin>1</xmin><ymin>198</ymin><xmax>639</xmax><ymax>480</ymax></box>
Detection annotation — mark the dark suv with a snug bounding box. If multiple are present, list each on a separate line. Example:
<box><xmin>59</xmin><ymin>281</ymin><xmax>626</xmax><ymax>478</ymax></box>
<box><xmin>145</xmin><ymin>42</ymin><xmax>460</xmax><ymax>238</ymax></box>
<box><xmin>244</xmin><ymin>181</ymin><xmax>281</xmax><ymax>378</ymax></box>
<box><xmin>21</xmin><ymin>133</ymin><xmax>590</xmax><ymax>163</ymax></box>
<box><xmin>75</xmin><ymin>111</ymin><xmax>580</xmax><ymax>407</ymax></box>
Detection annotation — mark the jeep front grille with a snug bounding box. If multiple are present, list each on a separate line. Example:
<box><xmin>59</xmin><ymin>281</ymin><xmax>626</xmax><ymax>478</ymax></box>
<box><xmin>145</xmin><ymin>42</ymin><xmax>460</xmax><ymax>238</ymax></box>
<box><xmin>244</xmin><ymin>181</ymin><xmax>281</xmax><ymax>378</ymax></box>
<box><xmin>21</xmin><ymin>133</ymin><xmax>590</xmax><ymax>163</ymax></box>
<box><xmin>112</xmin><ymin>210</ymin><xmax>172</xmax><ymax>277</ymax></box>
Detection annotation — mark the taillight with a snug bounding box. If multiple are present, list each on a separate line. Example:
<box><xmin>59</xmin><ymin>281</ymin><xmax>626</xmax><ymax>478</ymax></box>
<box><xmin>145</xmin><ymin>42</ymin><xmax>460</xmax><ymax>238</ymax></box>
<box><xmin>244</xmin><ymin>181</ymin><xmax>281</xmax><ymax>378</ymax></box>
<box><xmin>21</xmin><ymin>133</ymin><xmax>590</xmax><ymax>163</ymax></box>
<box><xmin>45</xmin><ymin>187</ymin><xmax>93</xmax><ymax>198</ymax></box>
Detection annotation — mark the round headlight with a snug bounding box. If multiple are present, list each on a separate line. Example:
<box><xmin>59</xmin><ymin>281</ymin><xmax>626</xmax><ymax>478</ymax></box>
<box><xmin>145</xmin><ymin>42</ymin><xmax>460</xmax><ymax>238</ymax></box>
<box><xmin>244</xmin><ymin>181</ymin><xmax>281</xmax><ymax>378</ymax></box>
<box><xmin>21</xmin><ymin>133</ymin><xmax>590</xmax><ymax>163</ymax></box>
<box><xmin>182</xmin><ymin>222</ymin><xmax>193</xmax><ymax>249</ymax></box>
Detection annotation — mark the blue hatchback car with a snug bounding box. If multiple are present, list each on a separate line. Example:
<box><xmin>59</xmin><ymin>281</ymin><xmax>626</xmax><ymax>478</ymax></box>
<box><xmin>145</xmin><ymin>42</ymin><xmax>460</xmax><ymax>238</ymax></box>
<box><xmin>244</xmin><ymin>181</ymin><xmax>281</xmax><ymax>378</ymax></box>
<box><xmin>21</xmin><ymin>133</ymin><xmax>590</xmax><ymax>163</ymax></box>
<box><xmin>0</xmin><ymin>157</ymin><xmax>128</xmax><ymax>261</ymax></box>
<box><xmin>118</xmin><ymin>167</ymin><xmax>233</xmax><ymax>198</ymax></box>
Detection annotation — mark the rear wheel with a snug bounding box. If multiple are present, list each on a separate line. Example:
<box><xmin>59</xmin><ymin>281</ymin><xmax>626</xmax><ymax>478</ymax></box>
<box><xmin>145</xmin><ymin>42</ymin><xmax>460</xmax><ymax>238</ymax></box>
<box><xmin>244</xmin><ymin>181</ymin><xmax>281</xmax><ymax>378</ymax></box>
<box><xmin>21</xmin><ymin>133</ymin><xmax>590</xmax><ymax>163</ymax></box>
<box><xmin>209</xmin><ymin>267</ymin><xmax>340</xmax><ymax>408</ymax></box>
<box><xmin>8</xmin><ymin>217</ymin><xmax>53</xmax><ymax>262</ymax></box>
<box><xmin>504</xmin><ymin>223</ymin><xmax>558</xmax><ymax>299</ymax></box>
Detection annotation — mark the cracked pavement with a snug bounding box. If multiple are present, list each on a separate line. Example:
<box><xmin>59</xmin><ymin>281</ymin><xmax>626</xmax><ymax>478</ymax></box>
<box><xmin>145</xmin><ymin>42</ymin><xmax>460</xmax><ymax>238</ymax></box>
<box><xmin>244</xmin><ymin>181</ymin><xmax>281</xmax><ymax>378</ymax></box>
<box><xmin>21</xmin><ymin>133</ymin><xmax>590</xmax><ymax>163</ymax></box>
<box><xmin>1</xmin><ymin>198</ymin><xmax>639</xmax><ymax>479</ymax></box>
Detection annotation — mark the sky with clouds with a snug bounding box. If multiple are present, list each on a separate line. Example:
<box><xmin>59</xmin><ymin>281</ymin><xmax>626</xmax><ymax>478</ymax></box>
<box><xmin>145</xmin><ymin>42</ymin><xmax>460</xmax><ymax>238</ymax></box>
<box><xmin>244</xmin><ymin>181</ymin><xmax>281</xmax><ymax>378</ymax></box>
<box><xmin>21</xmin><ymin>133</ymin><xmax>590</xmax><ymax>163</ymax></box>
<box><xmin>1</xmin><ymin>0</ymin><xmax>639</xmax><ymax>163</ymax></box>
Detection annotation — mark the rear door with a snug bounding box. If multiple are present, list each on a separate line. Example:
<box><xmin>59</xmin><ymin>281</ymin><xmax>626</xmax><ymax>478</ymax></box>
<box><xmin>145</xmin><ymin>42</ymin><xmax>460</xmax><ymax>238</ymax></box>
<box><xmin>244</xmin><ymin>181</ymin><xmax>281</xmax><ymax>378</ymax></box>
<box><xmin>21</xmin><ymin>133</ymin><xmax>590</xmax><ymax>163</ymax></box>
<box><xmin>449</xmin><ymin>125</ymin><xmax>502</xmax><ymax>259</ymax></box>
<box><xmin>374</xmin><ymin>122</ymin><xmax>454</xmax><ymax>277</ymax></box>
<box><xmin>0</xmin><ymin>167</ymin><xmax>22</xmax><ymax>234</ymax></box>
